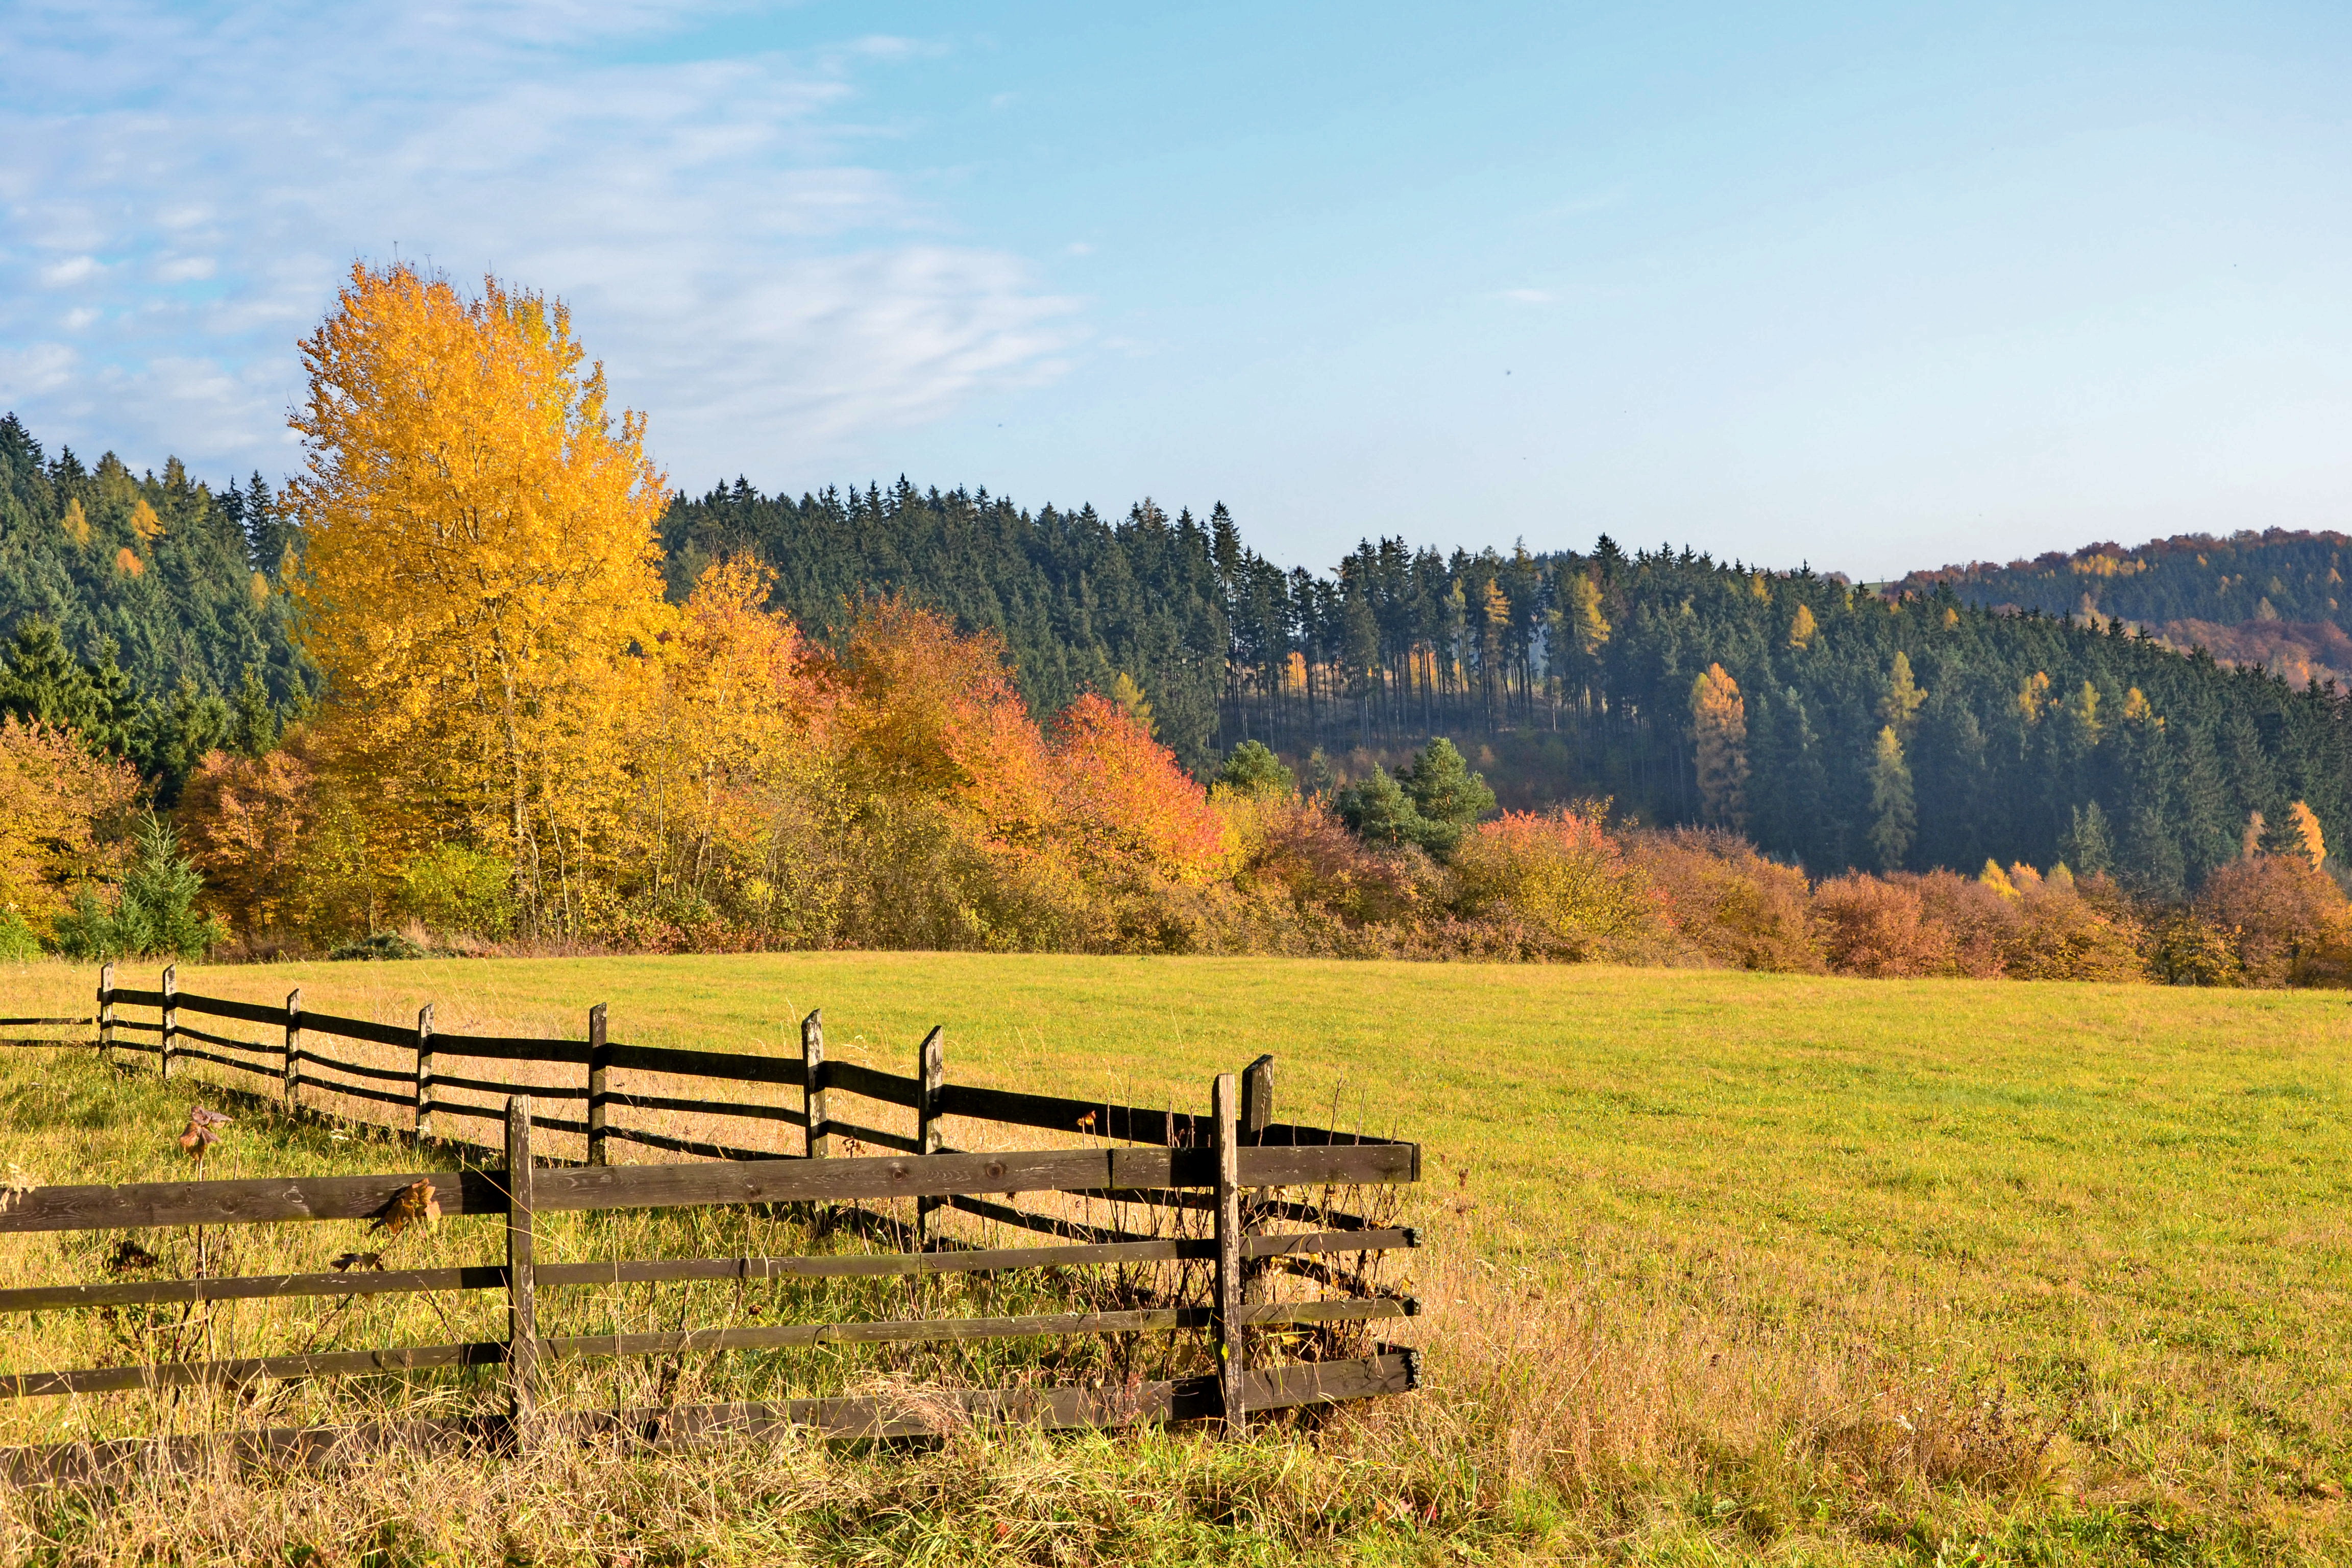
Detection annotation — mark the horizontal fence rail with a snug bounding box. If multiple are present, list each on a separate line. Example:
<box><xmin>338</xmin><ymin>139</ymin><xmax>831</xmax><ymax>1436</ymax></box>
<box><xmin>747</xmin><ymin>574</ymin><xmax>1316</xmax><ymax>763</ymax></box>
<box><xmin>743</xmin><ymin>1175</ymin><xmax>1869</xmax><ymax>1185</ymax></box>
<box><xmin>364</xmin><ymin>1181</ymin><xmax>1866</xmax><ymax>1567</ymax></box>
<box><xmin>1</xmin><ymin>978</ymin><xmax>1427</xmax><ymax>1476</ymax></box>
<box><xmin>1</xmin><ymin>1352</ymin><xmax>1422</xmax><ymax>1485</ymax></box>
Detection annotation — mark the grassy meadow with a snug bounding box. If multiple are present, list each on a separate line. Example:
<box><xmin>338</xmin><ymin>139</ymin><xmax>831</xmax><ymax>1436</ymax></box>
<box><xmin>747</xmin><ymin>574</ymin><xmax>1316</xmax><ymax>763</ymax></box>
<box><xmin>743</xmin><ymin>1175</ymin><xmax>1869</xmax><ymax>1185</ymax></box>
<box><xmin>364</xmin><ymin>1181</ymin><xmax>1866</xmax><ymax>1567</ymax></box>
<box><xmin>1</xmin><ymin>952</ymin><xmax>2349</xmax><ymax>1565</ymax></box>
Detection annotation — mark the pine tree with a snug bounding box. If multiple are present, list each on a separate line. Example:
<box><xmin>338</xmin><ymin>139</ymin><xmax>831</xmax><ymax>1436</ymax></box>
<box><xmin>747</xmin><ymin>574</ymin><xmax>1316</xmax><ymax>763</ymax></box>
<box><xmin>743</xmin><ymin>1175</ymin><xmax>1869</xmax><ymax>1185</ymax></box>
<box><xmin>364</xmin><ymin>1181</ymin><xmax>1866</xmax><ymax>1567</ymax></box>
<box><xmin>1690</xmin><ymin>663</ymin><xmax>1749</xmax><ymax>830</ymax></box>
<box><xmin>1868</xmin><ymin>725</ymin><xmax>1915</xmax><ymax>871</ymax></box>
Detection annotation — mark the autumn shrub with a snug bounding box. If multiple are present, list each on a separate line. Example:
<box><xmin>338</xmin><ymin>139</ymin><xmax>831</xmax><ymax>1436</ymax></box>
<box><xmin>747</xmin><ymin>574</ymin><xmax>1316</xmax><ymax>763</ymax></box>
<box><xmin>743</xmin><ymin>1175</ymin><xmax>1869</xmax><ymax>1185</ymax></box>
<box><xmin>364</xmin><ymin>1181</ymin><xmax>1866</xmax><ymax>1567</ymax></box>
<box><xmin>2006</xmin><ymin>868</ymin><xmax>2148</xmax><ymax>982</ymax></box>
<box><xmin>1810</xmin><ymin>873</ymin><xmax>1955</xmax><ymax>976</ymax></box>
<box><xmin>1625</xmin><ymin>826</ymin><xmax>1821</xmax><ymax>971</ymax></box>
<box><xmin>1214</xmin><ymin>788</ymin><xmax>1435</xmax><ymax>954</ymax></box>
<box><xmin>0</xmin><ymin>713</ymin><xmax>140</xmax><ymax>941</ymax></box>
<box><xmin>2192</xmin><ymin>853</ymin><xmax>2352</xmax><ymax>987</ymax></box>
<box><xmin>1449</xmin><ymin>806</ymin><xmax>1662</xmax><ymax>959</ymax></box>
<box><xmin>1905</xmin><ymin>870</ymin><xmax>2020</xmax><ymax>977</ymax></box>
<box><xmin>178</xmin><ymin>727</ymin><xmax>322</xmax><ymax>942</ymax></box>
<box><xmin>2147</xmin><ymin>911</ymin><xmax>2246</xmax><ymax>986</ymax></box>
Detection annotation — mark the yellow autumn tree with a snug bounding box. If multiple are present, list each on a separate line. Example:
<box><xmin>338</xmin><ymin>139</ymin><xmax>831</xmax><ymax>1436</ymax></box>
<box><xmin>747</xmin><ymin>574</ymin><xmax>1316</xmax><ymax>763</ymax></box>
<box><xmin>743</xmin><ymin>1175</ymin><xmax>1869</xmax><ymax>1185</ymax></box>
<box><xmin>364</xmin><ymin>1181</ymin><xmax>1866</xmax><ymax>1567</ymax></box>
<box><xmin>286</xmin><ymin>262</ymin><xmax>671</xmax><ymax>935</ymax></box>
<box><xmin>1690</xmin><ymin>662</ymin><xmax>1748</xmax><ymax>830</ymax></box>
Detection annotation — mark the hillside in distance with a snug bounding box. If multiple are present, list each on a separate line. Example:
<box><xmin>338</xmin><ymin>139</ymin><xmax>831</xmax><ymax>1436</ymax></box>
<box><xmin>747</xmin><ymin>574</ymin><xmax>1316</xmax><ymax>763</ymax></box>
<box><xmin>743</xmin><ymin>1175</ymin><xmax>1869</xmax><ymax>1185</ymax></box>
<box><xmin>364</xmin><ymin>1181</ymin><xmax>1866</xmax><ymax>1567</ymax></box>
<box><xmin>9</xmin><ymin>404</ymin><xmax>2351</xmax><ymax>898</ymax></box>
<box><xmin>1896</xmin><ymin>529</ymin><xmax>2352</xmax><ymax>687</ymax></box>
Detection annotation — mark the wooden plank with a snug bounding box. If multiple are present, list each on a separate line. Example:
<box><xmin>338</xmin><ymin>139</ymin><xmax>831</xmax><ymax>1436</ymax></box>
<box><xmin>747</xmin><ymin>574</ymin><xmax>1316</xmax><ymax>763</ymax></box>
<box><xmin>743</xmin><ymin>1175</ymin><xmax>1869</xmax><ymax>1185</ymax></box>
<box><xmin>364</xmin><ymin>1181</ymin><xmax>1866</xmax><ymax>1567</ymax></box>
<box><xmin>430</xmin><ymin>1071</ymin><xmax>589</xmax><ymax>1100</ymax></box>
<box><xmin>0</xmin><ymin>1231</ymin><xmax>1414</xmax><ymax>1313</ymax></box>
<box><xmin>932</xmin><ymin>1082</ymin><xmax>1183</xmax><ymax>1144</ymax></box>
<box><xmin>282</xmin><ymin>990</ymin><xmax>299</xmax><ymax>1109</ymax></box>
<box><xmin>547</xmin><ymin>1297</ymin><xmax>1408</xmax><ymax>1361</ymax></box>
<box><xmin>506</xmin><ymin>1098</ymin><xmax>538</xmax><ymax>1435</ymax></box>
<box><xmin>168</xmin><ymin>993</ymin><xmax>288</xmax><ymax>1028</ymax></box>
<box><xmin>97</xmin><ymin>962</ymin><xmax>114</xmax><ymax>1062</ymax></box>
<box><xmin>289</xmin><ymin>1010</ymin><xmax>437</xmax><ymax>1050</ymax></box>
<box><xmin>0</xmin><ymin>1340</ymin><xmax>505</xmax><ymax>1398</ymax></box>
<box><xmin>600</xmin><ymin>1091</ymin><xmax>803</xmax><ymax>1125</ymax></box>
<box><xmin>173</xmin><ymin>1023</ymin><xmax>271</xmax><ymax>1054</ymax></box>
<box><xmin>293</xmin><ymin>1076</ymin><xmax>416</xmax><ymax>1112</ymax></box>
<box><xmin>945</xmin><ymin>1194</ymin><xmax>1158</xmax><ymax>1246</ymax></box>
<box><xmin>159</xmin><ymin>964</ymin><xmax>176</xmax><ymax>1080</ymax></box>
<box><xmin>413</xmin><ymin>1004</ymin><xmax>434</xmax><ymax>1143</ymax></box>
<box><xmin>168</xmin><ymin>1046</ymin><xmax>280</xmax><ymax>1081</ymax></box>
<box><xmin>801</xmin><ymin>1010</ymin><xmax>827</xmax><ymax>1159</ymax></box>
<box><xmin>915</xmin><ymin>1026</ymin><xmax>944</xmax><ymax>1248</ymax></box>
<box><xmin>1213</xmin><ymin>1072</ymin><xmax>1244</xmax><ymax>1434</ymax></box>
<box><xmin>822</xmin><ymin>1060</ymin><xmax>921</xmax><ymax>1109</ymax></box>
<box><xmin>825</xmin><ymin>1120</ymin><xmax>922</xmax><ymax>1156</ymax></box>
<box><xmin>599</xmin><ymin>1125</ymin><xmax>778</xmax><ymax>1164</ymax></box>
<box><xmin>301</xmin><ymin>1051</ymin><xmax>416</xmax><ymax>1085</ymax></box>
<box><xmin>604</xmin><ymin>1041</ymin><xmax>800</xmax><ymax>1085</ymax></box>
<box><xmin>0</xmin><ymin>1353</ymin><xmax>1417</xmax><ymax>1479</ymax></box>
<box><xmin>0</xmin><ymin>1145</ymin><xmax>1414</xmax><ymax>1236</ymax></box>
<box><xmin>419</xmin><ymin>1034</ymin><xmax>591</xmax><ymax>1065</ymax></box>
<box><xmin>1241</xmin><ymin>1055</ymin><xmax>1276</xmax><ymax>1140</ymax></box>
<box><xmin>108</xmin><ymin>988</ymin><xmax>166</xmax><ymax>1008</ymax></box>
<box><xmin>0</xmin><ymin>1266</ymin><xmax>508</xmax><ymax>1313</ymax></box>
<box><xmin>0</xmin><ymin>1017</ymin><xmax>96</xmax><ymax>1028</ymax></box>
<box><xmin>585</xmin><ymin>1003</ymin><xmax>608</xmax><ymax>1167</ymax></box>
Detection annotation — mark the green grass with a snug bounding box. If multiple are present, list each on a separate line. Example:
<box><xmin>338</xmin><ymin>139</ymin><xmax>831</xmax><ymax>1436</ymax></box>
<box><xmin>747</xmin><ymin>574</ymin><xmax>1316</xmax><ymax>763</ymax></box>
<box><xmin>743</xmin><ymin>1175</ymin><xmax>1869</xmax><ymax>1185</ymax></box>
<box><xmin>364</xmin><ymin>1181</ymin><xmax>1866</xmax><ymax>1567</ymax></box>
<box><xmin>4</xmin><ymin>952</ymin><xmax>2350</xmax><ymax>1564</ymax></box>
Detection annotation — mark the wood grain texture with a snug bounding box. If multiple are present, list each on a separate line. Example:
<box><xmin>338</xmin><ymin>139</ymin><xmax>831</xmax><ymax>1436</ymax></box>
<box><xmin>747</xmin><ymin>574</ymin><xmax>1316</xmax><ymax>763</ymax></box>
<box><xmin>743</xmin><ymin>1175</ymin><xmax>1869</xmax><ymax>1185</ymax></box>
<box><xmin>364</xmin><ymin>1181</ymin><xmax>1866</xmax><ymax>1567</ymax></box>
<box><xmin>505</xmin><ymin>1097</ymin><xmax>538</xmax><ymax>1431</ymax></box>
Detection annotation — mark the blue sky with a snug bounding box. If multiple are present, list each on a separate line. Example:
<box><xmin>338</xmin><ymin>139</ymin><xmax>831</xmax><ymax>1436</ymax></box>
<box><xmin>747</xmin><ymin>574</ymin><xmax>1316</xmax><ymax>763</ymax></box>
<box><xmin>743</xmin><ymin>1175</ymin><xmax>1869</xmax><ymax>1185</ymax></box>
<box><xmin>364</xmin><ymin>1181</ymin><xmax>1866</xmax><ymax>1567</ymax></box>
<box><xmin>4</xmin><ymin>1</ymin><xmax>2349</xmax><ymax>576</ymax></box>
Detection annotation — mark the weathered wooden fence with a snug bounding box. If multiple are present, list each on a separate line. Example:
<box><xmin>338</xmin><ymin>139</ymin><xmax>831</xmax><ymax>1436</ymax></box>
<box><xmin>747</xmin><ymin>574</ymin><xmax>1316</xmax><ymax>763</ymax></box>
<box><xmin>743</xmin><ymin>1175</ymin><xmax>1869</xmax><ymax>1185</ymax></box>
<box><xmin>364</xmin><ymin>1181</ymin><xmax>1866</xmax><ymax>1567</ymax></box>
<box><xmin>0</xmin><ymin>967</ymin><xmax>1424</xmax><ymax>1480</ymax></box>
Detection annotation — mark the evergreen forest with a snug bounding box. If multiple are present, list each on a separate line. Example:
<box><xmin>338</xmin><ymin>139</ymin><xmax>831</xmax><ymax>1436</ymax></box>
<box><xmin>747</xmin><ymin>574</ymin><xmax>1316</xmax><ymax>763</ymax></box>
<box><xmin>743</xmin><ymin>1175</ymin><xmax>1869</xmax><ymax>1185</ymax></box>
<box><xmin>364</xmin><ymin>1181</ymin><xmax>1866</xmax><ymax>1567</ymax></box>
<box><xmin>10</xmin><ymin>409</ymin><xmax>2352</xmax><ymax>903</ymax></box>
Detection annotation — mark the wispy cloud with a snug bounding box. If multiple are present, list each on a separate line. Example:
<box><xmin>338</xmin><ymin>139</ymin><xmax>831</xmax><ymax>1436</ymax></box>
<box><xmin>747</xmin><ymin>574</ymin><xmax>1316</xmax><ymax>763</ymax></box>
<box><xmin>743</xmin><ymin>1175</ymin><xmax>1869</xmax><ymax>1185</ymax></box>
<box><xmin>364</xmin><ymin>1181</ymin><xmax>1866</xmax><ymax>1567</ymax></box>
<box><xmin>0</xmin><ymin>1</ymin><xmax>1079</xmax><ymax>484</ymax></box>
<box><xmin>1498</xmin><ymin>287</ymin><xmax>1554</xmax><ymax>305</ymax></box>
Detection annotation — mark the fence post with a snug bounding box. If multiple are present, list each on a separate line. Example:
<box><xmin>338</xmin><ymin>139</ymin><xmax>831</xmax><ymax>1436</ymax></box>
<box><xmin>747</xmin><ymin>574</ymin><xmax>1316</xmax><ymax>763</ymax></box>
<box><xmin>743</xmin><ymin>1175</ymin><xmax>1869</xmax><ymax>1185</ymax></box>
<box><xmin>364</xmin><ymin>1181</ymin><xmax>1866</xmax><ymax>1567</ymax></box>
<box><xmin>801</xmin><ymin>1009</ymin><xmax>828</xmax><ymax>1159</ymax></box>
<box><xmin>505</xmin><ymin>1095</ymin><xmax>539</xmax><ymax>1442</ymax></box>
<box><xmin>1239</xmin><ymin>1054</ymin><xmax>1275</xmax><ymax>1307</ymax></box>
<box><xmin>96</xmin><ymin>962</ymin><xmax>114</xmax><ymax>1063</ymax></box>
<box><xmin>413</xmin><ymin>1003</ymin><xmax>434</xmax><ymax>1143</ymax></box>
<box><xmin>1240</xmin><ymin>1055</ymin><xmax>1275</xmax><ymax>1141</ymax></box>
<box><xmin>1212</xmin><ymin>1071</ymin><xmax>1246</xmax><ymax>1435</ymax></box>
<box><xmin>916</xmin><ymin>1026</ymin><xmax>944</xmax><ymax>1248</ymax></box>
<box><xmin>585</xmin><ymin>1003</ymin><xmax>609</xmax><ymax>1167</ymax></box>
<box><xmin>159</xmin><ymin>964</ymin><xmax>177</xmax><ymax>1080</ymax></box>
<box><xmin>282</xmin><ymin>988</ymin><xmax>301</xmax><ymax>1111</ymax></box>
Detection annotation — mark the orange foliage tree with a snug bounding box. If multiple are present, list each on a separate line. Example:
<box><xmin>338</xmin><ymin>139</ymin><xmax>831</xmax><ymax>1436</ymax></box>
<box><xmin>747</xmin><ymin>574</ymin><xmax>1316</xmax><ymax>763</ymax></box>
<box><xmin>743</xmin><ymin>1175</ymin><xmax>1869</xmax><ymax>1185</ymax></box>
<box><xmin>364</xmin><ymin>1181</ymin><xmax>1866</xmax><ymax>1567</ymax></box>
<box><xmin>0</xmin><ymin>717</ymin><xmax>141</xmax><ymax>941</ymax></box>
<box><xmin>287</xmin><ymin>262</ymin><xmax>671</xmax><ymax>936</ymax></box>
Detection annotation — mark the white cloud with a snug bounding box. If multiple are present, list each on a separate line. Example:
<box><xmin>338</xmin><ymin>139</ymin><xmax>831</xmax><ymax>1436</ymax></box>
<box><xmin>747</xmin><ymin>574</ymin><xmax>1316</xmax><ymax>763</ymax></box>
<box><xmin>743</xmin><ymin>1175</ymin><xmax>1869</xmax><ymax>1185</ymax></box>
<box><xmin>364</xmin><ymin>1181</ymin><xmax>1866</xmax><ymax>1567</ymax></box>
<box><xmin>0</xmin><ymin>1</ymin><xmax>1079</xmax><ymax>483</ymax></box>
<box><xmin>1499</xmin><ymin>287</ymin><xmax>1554</xmax><ymax>305</ymax></box>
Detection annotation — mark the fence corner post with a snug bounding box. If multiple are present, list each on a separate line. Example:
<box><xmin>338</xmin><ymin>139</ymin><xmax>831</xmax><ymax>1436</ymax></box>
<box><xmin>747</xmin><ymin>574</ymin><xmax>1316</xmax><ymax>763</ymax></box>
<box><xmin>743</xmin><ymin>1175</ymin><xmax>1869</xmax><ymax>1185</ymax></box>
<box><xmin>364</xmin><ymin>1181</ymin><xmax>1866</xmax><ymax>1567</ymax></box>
<box><xmin>96</xmin><ymin>962</ymin><xmax>115</xmax><ymax>1062</ymax></box>
<box><xmin>585</xmin><ymin>1002</ymin><xmax>609</xmax><ymax>1167</ymax></box>
<box><xmin>916</xmin><ymin>1026</ymin><xmax>944</xmax><ymax>1249</ymax></box>
<box><xmin>1212</xmin><ymin>1071</ymin><xmax>1246</xmax><ymax>1436</ymax></box>
<box><xmin>413</xmin><ymin>1003</ymin><xmax>434</xmax><ymax>1144</ymax></box>
<box><xmin>282</xmin><ymin>988</ymin><xmax>301</xmax><ymax>1112</ymax></box>
<box><xmin>159</xmin><ymin>963</ymin><xmax>177</xmax><ymax>1080</ymax></box>
<box><xmin>504</xmin><ymin>1094</ymin><xmax>539</xmax><ymax>1444</ymax></box>
<box><xmin>801</xmin><ymin>1009</ymin><xmax>828</xmax><ymax>1159</ymax></box>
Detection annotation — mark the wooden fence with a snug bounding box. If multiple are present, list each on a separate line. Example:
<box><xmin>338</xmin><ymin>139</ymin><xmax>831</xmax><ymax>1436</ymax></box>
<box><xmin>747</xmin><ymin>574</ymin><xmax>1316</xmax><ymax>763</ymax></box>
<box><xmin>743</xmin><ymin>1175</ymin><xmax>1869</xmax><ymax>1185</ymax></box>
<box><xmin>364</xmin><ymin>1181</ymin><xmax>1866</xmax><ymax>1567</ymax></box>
<box><xmin>0</xmin><ymin>966</ymin><xmax>1423</xmax><ymax>1480</ymax></box>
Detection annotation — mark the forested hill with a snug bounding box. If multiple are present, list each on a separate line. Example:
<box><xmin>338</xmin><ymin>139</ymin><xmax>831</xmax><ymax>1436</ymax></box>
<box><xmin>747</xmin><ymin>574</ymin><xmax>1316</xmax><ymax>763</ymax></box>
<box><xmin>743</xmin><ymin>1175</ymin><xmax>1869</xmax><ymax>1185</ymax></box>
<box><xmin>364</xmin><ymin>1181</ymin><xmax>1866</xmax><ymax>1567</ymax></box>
<box><xmin>1898</xmin><ymin>529</ymin><xmax>2352</xmax><ymax>626</ymax></box>
<box><xmin>666</xmin><ymin>480</ymin><xmax>2352</xmax><ymax>895</ymax></box>
<box><xmin>9</xmin><ymin>412</ymin><xmax>2351</xmax><ymax>896</ymax></box>
<box><xmin>1896</xmin><ymin>530</ymin><xmax>2352</xmax><ymax>689</ymax></box>
<box><xmin>0</xmin><ymin>415</ymin><xmax>307</xmax><ymax>796</ymax></box>
<box><xmin>663</xmin><ymin>479</ymin><xmax>1234</xmax><ymax>769</ymax></box>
